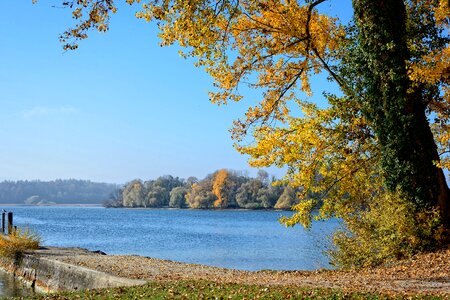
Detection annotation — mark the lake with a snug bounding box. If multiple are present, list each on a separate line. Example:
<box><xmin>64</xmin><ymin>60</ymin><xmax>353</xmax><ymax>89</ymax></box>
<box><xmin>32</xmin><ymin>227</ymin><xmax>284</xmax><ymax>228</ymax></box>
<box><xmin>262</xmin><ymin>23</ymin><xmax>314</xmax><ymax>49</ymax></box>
<box><xmin>6</xmin><ymin>206</ymin><xmax>340</xmax><ymax>270</ymax></box>
<box><xmin>0</xmin><ymin>270</ymin><xmax>33</xmax><ymax>297</ymax></box>
<box><xmin>0</xmin><ymin>206</ymin><xmax>340</xmax><ymax>295</ymax></box>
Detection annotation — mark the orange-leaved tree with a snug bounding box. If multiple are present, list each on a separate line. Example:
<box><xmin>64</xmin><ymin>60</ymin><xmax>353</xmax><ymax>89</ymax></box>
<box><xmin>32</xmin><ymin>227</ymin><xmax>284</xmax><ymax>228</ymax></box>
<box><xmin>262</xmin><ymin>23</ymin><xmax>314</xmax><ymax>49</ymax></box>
<box><xmin>212</xmin><ymin>169</ymin><xmax>229</xmax><ymax>208</ymax></box>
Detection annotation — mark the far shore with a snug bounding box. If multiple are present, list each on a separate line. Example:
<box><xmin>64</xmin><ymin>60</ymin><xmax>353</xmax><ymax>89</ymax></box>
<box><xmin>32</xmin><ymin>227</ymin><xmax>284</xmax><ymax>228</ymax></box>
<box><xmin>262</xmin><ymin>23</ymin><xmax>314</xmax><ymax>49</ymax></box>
<box><xmin>0</xmin><ymin>203</ymin><xmax>102</xmax><ymax>207</ymax></box>
<box><xmin>0</xmin><ymin>204</ymin><xmax>289</xmax><ymax>211</ymax></box>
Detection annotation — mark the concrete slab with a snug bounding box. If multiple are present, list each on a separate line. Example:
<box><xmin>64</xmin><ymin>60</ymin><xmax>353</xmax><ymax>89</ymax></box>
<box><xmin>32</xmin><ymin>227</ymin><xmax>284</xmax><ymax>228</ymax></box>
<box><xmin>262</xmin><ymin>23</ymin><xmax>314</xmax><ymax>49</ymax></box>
<box><xmin>0</xmin><ymin>247</ymin><xmax>147</xmax><ymax>293</ymax></box>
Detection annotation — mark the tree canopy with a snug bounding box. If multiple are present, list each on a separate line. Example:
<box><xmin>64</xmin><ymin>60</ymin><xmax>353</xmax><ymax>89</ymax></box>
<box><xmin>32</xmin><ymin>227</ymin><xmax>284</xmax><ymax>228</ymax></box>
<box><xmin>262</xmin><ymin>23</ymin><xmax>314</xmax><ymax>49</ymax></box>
<box><xmin>46</xmin><ymin>0</ymin><xmax>450</xmax><ymax>267</ymax></box>
<box><xmin>114</xmin><ymin>170</ymin><xmax>291</xmax><ymax>209</ymax></box>
<box><xmin>0</xmin><ymin>179</ymin><xmax>117</xmax><ymax>204</ymax></box>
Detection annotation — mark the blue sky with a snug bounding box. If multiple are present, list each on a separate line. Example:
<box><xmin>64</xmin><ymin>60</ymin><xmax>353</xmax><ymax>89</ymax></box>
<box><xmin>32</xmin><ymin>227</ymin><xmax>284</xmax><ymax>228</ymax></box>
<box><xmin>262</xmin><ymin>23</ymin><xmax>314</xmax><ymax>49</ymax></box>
<box><xmin>0</xmin><ymin>1</ymin><xmax>352</xmax><ymax>184</ymax></box>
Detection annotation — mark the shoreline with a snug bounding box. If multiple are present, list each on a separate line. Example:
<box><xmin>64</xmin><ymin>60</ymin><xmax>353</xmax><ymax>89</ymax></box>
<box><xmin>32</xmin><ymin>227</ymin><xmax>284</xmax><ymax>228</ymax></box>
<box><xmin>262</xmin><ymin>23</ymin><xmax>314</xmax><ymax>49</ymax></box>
<box><xmin>1</xmin><ymin>204</ymin><xmax>290</xmax><ymax>211</ymax></box>
<box><xmin>0</xmin><ymin>247</ymin><xmax>146</xmax><ymax>293</ymax></box>
<box><xmin>0</xmin><ymin>246</ymin><xmax>448</xmax><ymax>296</ymax></box>
<box><xmin>0</xmin><ymin>204</ymin><xmax>102</xmax><ymax>207</ymax></box>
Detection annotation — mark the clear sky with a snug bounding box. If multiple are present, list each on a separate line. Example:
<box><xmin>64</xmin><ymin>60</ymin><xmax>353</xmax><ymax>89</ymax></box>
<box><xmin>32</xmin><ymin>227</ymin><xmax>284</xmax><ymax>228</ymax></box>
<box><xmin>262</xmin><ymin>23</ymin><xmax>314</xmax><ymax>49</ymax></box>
<box><xmin>0</xmin><ymin>1</ymin><xmax>353</xmax><ymax>184</ymax></box>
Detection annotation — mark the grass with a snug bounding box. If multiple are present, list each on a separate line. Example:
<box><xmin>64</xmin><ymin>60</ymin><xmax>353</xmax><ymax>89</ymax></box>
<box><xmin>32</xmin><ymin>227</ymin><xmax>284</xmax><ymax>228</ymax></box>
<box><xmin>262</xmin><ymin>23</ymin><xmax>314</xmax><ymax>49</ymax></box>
<box><xmin>0</xmin><ymin>228</ymin><xmax>40</xmax><ymax>259</ymax></box>
<box><xmin>13</xmin><ymin>280</ymin><xmax>446</xmax><ymax>300</ymax></box>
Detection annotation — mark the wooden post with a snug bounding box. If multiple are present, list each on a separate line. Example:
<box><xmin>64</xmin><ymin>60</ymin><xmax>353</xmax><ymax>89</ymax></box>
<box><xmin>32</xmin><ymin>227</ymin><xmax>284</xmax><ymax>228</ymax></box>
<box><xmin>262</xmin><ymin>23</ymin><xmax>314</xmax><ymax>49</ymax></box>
<box><xmin>7</xmin><ymin>212</ymin><xmax>13</xmax><ymax>235</ymax></box>
<box><xmin>1</xmin><ymin>211</ymin><xmax>5</xmax><ymax>234</ymax></box>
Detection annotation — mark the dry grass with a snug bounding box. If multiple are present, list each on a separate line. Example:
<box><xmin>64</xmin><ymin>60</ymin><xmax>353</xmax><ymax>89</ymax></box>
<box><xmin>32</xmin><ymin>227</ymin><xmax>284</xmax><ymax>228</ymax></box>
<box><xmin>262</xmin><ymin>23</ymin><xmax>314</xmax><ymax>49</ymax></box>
<box><xmin>0</xmin><ymin>228</ymin><xmax>40</xmax><ymax>258</ymax></box>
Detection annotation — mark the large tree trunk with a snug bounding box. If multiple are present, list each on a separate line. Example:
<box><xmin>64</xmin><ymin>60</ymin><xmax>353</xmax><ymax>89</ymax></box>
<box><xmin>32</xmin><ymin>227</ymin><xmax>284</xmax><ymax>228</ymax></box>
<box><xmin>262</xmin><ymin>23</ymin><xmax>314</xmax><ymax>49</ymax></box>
<box><xmin>412</xmin><ymin>93</ymin><xmax>450</xmax><ymax>223</ymax></box>
<box><xmin>352</xmin><ymin>0</ymin><xmax>450</xmax><ymax>223</ymax></box>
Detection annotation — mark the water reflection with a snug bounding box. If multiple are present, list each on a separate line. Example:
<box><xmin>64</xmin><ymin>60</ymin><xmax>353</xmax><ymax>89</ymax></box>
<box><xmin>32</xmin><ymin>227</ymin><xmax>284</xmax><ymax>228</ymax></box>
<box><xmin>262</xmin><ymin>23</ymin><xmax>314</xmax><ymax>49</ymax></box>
<box><xmin>0</xmin><ymin>270</ymin><xmax>33</xmax><ymax>298</ymax></box>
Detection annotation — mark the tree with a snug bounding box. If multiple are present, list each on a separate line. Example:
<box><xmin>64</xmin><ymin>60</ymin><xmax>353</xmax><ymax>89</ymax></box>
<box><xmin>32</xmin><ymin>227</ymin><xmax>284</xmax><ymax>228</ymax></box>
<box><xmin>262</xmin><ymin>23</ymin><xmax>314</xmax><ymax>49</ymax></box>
<box><xmin>274</xmin><ymin>186</ymin><xmax>298</xmax><ymax>210</ymax></box>
<box><xmin>256</xmin><ymin>170</ymin><xmax>282</xmax><ymax>208</ymax></box>
<box><xmin>145</xmin><ymin>185</ymin><xmax>169</xmax><ymax>207</ymax></box>
<box><xmin>212</xmin><ymin>169</ymin><xmax>230</xmax><ymax>207</ymax></box>
<box><xmin>351</xmin><ymin>0</ymin><xmax>449</xmax><ymax>214</ymax></box>
<box><xmin>103</xmin><ymin>187</ymin><xmax>124</xmax><ymax>207</ymax></box>
<box><xmin>185</xmin><ymin>176</ymin><xmax>198</xmax><ymax>187</ymax></box>
<box><xmin>256</xmin><ymin>170</ymin><xmax>269</xmax><ymax>185</ymax></box>
<box><xmin>153</xmin><ymin>175</ymin><xmax>184</xmax><ymax>192</ymax></box>
<box><xmin>51</xmin><ymin>0</ymin><xmax>450</xmax><ymax>264</ymax></box>
<box><xmin>122</xmin><ymin>180</ymin><xmax>145</xmax><ymax>207</ymax></box>
<box><xmin>185</xmin><ymin>176</ymin><xmax>217</xmax><ymax>208</ymax></box>
<box><xmin>236</xmin><ymin>179</ymin><xmax>264</xmax><ymax>209</ymax></box>
<box><xmin>0</xmin><ymin>180</ymin><xmax>117</xmax><ymax>204</ymax></box>
<box><xmin>169</xmin><ymin>186</ymin><xmax>188</xmax><ymax>208</ymax></box>
<box><xmin>142</xmin><ymin>175</ymin><xmax>184</xmax><ymax>207</ymax></box>
<box><xmin>211</xmin><ymin>169</ymin><xmax>244</xmax><ymax>208</ymax></box>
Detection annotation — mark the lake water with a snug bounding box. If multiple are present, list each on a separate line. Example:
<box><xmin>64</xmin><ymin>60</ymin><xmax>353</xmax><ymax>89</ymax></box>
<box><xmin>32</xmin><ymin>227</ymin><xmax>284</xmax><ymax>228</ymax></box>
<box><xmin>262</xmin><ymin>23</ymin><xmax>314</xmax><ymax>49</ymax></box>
<box><xmin>1</xmin><ymin>206</ymin><xmax>340</xmax><ymax>295</ymax></box>
<box><xmin>0</xmin><ymin>270</ymin><xmax>33</xmax><ymax>297</ymax></box>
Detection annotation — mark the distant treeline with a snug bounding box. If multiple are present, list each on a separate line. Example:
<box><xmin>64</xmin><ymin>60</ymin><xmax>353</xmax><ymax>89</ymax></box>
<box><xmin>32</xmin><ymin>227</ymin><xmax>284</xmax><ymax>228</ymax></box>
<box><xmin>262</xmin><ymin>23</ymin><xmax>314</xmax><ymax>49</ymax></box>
<box><xmin>104</xmin><ymin>170</ymin><xmax>300</xmax><ymax>209</ymax></box>
<box><xmin>0</xmin><ymin>179</ymin><xmax>118</xmax><ymax>204</ymax></box>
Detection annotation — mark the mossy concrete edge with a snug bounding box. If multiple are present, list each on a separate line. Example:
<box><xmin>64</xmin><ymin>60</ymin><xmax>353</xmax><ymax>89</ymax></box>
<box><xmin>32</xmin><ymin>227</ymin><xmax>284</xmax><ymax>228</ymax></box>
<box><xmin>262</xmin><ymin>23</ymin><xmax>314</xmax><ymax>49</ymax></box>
<box><xmin>0</xmin><ymin>247</ymin><xmax>147</xmax><ymax>293</ymax></box>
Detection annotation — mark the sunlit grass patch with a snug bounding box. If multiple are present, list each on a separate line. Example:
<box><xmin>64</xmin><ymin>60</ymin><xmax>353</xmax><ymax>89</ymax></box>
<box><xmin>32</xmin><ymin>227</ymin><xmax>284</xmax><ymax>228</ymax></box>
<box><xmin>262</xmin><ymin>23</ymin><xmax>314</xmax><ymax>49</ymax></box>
<box><xmin>19</xmin><ymin>280</ymin><xmax>446</xmax><ymax>300</ymax></box>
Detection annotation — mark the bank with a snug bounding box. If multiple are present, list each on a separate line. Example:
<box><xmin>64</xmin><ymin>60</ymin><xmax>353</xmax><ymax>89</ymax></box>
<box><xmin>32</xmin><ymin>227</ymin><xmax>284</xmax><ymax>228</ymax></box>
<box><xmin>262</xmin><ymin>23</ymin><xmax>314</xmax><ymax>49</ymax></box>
<box><xmin>0</xmin><ymin>246</ymin><xmax>448</xmax><ymax>298</ymax></box>
<box><xmin>0</xmin><ymin>247</ymin><xmax>146</xmax><ymax>293</ymax></box>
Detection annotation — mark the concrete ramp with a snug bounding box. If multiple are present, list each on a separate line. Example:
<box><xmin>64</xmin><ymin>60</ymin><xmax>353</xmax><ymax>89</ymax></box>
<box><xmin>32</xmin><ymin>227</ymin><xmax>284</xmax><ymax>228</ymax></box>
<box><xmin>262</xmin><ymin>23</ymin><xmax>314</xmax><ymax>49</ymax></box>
<box><xmin>0</xmin><ymin>247</ymin><xmax>147</xmax><ymax>293</ymax></box>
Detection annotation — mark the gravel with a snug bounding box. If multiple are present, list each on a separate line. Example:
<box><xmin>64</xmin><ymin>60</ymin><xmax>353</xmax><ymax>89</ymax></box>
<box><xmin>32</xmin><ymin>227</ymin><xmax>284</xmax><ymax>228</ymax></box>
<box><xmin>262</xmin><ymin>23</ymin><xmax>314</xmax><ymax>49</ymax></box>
<box><xmin>42</xmin><ymin>247</ymin><xmax>450</xmax><ymax>296</ymax></box>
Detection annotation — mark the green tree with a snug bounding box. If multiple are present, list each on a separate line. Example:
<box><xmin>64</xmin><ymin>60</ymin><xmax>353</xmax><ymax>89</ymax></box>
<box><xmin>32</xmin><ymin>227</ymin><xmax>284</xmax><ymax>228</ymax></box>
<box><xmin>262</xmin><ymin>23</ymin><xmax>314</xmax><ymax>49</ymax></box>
<box><xmin>145</xmin><ymin>185</ymin><xmax>169</xmax><ymax>207</ymax></box>
<box><xmin>122</xmin><ymin>180</ymin><xmax>145</xmax><ymax>207</ymax></box>
<box><xmin>236</xmin><ymin>179</ymin><xmax>264</xmax><ymax>209</ymax></box>
<box><xmin>185</xmin><ymin>176</ymin><xmax>198</xmax><ymax>187</ymax></box>
<box><xmin>256</xmin><ymin>170</ymin><xmax>282</xmax><ymax>208</ymax></box>
<box><xmin>169</xmin><ymin>186</ymin><xmax>188</xmax><ymax>208</ymax></box>
<box><xmin>142</xmin><ymin>175</ymin><xmax>184</xmax><ymax>207</ymax></box>
<box><xmin>351</xmin><ymin>0</ymin><xmax>449</xmax><ymax>216</ymax></box>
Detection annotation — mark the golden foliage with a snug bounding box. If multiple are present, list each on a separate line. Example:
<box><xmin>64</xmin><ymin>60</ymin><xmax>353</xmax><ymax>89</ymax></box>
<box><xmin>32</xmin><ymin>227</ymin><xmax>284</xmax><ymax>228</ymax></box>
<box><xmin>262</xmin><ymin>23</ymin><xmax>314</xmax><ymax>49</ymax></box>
<box><xmin>212</xmin><ymin>169</ymin><xmax>229</xmax><ymax>208</ymax></box>
<box><xmin>42</xmin><ymin>0</ymin><xmax>121</xmax><ymax>50</ymax></box>
<box><xmin>54</xmin><ymin>0</ymin><xmax>444</xmax><ymax>199</ymax></box>
<box><xmin>122</xmin><ymin>1</ymin><xmax>382</xmax><ymax>227</ymax></box>
<box><xmin>330</xmin><ymin>190</ymin><xmax>446</xmax><ymax>268</ymax></box>
<box><xmin>0</xmin><ymin>228</ymin><xmax>40</xmax><ymax>259</ymax></box>
<box><xmin>185</xmin><ymin>181</ymin><xmax>216</xmax><ymax>209</ymax></box>
<box><xmin>56</xmin><ymin>0</ymin><xmax>345</xmax><ymax>138</ymax></box>
<box><xmin>50</xmin><ymin>0</ymin><xmax>450</xmax><ymax>265</ymax></box>
<box><xmin>54</xmin><ymin>0</ymin><xmax>449</xmax><ymax>210</ymax></box>
<box><xmin>240</xmin><ymin>95</ymin><xmax>379</xmax><ymax>228</ymax></box>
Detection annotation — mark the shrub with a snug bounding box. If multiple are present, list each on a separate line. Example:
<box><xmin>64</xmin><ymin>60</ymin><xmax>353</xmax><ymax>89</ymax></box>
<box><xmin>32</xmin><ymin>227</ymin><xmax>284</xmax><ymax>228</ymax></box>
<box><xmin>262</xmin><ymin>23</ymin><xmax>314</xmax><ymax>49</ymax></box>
<box><xmin>329</xmin><ymin>190</ymin><xmax>447</xmax><ymax>269</ymax></box>
<box><xmin>0</xmin><ymin>228</ymin><xmax>40</xmax><ymax>259</ymax></box>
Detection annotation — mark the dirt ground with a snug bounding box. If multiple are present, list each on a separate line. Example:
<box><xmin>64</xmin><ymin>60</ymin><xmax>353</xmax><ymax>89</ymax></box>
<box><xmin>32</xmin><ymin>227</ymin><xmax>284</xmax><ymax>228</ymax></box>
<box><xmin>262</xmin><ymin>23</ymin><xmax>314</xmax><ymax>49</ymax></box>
<box><xmin>38</xmin><ymin>246</ymin><xmax>450</xmax><ymax>296</ymax></box>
